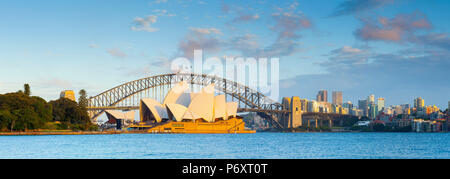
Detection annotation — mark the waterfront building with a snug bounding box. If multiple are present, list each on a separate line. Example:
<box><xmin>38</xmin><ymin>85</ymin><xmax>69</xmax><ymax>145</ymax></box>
<box><xmin>316</xmin><ymin>90</ymin><xmax>328</xmax><ymax>102</ymax></box>
<box><xmin>60</xmin><ymin>90</ymin><xmax>76</xmax><ymax>101</ymax></box>
<box><xmin>411</xmin><ymin>119</ymin><xmax>444</xmax><ymax>132</ymax></box>
<box><xmin>134</xmin><ymin>81</ymin><xmax>253</xmax><ymax>133</ymax></box>
<box><xmin>332</xmin><ymin>91</ymin><xmax>343</xmax><ymax>106</ymax></box>
<box><xmin>414</xmin><ymin>97</ymin><xmax>425</xmax><ymax>111</ymax></box>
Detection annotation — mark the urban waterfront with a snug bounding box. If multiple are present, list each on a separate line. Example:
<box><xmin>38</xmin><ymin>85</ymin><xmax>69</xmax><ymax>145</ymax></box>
<box><xmin>1</xmin><ymin>133</ymin><xmax>449</xmax><ymax>159</ymax></box>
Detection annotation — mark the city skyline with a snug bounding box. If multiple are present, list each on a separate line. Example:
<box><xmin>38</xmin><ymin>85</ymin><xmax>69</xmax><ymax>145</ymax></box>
<box><xmin>0</xmin><ymin>0</ymin><xmax>449</xmax><ymax>109</ymax></box>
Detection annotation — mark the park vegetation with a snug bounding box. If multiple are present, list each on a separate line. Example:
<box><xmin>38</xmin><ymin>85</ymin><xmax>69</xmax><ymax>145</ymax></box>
<box><xmin>0</xmin><ymin>84</ymin><xmax>98</xmax><ymax>132</ymax></box>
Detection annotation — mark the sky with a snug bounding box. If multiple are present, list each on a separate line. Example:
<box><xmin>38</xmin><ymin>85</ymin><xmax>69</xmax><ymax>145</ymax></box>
<box><xmin>0</xmin><ymin>0</ymin><xmax>449</xmax><ymax>109</ymax></box>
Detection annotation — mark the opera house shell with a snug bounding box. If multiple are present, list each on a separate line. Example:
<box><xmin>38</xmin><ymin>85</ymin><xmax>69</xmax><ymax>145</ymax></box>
<box><xmin>105</xmin><ymin>110</ymin><xmax>135</xmax><ymax>129</ymax></box>
<box><xmin>135</xmin><ymin>81</ymin><xmax>253</xmax><ymax>134</ymax></box>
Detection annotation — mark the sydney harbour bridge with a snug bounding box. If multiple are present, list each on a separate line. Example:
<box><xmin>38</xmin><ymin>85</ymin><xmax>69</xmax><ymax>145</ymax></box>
<box><xmin>86</xmin><ymin>73</ymin><xmax>354</xmax><ymax>130</ymax></box>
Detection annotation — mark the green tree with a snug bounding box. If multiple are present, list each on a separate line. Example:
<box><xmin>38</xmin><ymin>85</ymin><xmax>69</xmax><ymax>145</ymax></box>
<box><xmin>24</xmin><ymin>84</ymin><xmax>31</xmax><ymax>96</ymax></box>
<box><xmin>49</xmin><ymin>98</ymin><xmax>95</xmax><ymax>130</ymax></box>
<box><xmin>78</xmin><ymin>89</ymin><xmax>88</xmax><ymax>109</ymax></box>
<box><xmin>0</xmin><ymin>92</ymin><xmax>51</xmax><ymax>131</ymax></box>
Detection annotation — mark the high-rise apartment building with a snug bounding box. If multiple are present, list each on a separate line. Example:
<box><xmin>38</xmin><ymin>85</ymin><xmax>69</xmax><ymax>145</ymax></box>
<box><xmin>316</xmin><ymin>90</ymin><xmax>328</xmax><ymax>102</ymax></box>
<box><xmin>414</xmin><ymin>97</ymin><xmax>425</xmax><ymax>110</ymax></box>
<box><xmin>377</xmin><ymin>98</ymin><xmax>385</xmax><ymax>112</ymax></box>
<box><xmin>368</xmin><ymin>94</ymin><xmax>375</xmax><ymax>104</ymax></box>
<box><xmin>332</xmin><ymin>91</ymin><xmax>343</xmax><ymax>106</ymax></box>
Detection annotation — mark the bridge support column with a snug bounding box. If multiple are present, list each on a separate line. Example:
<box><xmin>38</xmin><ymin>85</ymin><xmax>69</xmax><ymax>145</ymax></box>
<box><xmin>329</xmin><ymin>120</ymin><xmax>333</xmax><ymax>128</ymax></box>
<box><xmin>289</xmin><ymin>97</ymin><xmax>302</xmax><ymax>129</ymax></box>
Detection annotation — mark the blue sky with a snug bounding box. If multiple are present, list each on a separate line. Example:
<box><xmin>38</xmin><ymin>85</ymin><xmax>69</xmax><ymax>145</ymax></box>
<box><xmin>0</xmin><ymin>0</ymin><xmax>449</xmax><ymax>109</ymax></box>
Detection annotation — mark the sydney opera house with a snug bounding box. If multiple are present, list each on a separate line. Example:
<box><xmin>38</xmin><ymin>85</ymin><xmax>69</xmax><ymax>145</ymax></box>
<box><xmin>110</xmin><ymin>81</ymin><xmax>255</xmax><ymax>134</ymax></box>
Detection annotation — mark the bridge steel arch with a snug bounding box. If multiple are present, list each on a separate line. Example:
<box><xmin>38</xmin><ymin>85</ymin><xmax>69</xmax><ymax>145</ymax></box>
<box><xmin>87</xmin><ymin>73</ymin><xmax>286</xmax><ymax>129</ymax></box>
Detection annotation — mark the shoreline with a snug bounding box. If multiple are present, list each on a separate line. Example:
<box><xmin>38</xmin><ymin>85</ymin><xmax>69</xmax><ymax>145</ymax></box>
<box><xmin>0</xmin><ymin>131</ymin><xmax>124</xmax><ymax>136</ymax></box>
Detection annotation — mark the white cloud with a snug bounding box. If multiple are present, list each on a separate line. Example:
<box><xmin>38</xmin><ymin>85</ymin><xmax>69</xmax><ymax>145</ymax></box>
<box><xmin>107</xmin><ymin>48</ymin><xmax>128</xmax><ymax>58</ymax></box>
<box><xmin>131</xmin><ymin>15</ymin><xmax>159</xmax><ymax>32</ymax></box>
<box><xmin>190</xmin><ymin>28</ymin><xmax>222</xmax><ymax>35</ymax></box>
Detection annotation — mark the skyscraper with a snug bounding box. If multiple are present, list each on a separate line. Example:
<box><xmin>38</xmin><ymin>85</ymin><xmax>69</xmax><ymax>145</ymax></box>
<box><xmin>369</xmin><ymin>103</ymin><xmax>378</xmax><ymax>119</ymax></box>
<box><xmin>368</xmin><ymin>94</ymin><xmax>375</xmax><ymax>104</ymax></box>
<box><xmin>332</xmin><ymin>91</ymin><xmax>343</xmax><ymax>106</ymax></box>
<box><xmin>316</xmin><ymin>90</ymin><xmax>328</xmax><ymax>102</ymax></box>
<box><xmin>377</xmin><ymin>98</ymin><xmax>385</xmax><ymax>112</ymax></box>
<box><xmin>414</xmin><ymin>97</ymin><xmax>425</xmax><ymax>110</ymax></box>
<box><xmin>358</xmin><ymin>99</ymin><xmax>368</xmax><ymax>117</ymax></box>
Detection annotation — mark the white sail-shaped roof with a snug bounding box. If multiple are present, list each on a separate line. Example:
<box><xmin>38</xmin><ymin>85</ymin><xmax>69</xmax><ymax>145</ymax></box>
<box><xmin>105</xmin><ymin>110</ymin><xmax>135</xmax><ymax>122</ymax></box>
<box><xmin>226</xmin><ymin>102</ymin><xmax>238</xmax><ymax>118</ymax></box>
<box><xmin>124</xmin><ymin>111</ymin><xmax>135</xmax><ymax>121</ymax></box>
<box><xmin>105</xmin><ymin>110</ymin><xmax>124</xmax><ymax>120</ymax></box>
<box><xmin>185</xmin><ymin>84</ymin><xmax>215</xmax><ymax>122</ymax></box>
<box><xmin>176</xmin><ymin>93</ymin><xmax>191</xmax><ymax>107</ymax></box>
<box><xmin>182</xmin><ymin>108</ymin><xmax>202</xmax><ymax>120</ymax></box>
<box><xmin>190</xmin><ymin>92</ymin><xmax>200</xmax><ymax>101</ymax></box>
<box><xmin>141</xmin><ymin>98</ymin><xmax>167</xmax><ymax>123</ymax></box>
<box><xmin>165</xmin><ymin>103</ymin><xmax>188</xmax><ymax>122</ymax></box>
<box><xmin>202</xmin><ymin>83</ymin><xmax>215</xmax><ymax>94</ymax></box>
<box><xmin>213</xmin><ymin>95</ymin><xmax>227</xmax><ymax>120</ymax></box>
<box><xmin>163</xmin><ymin>81</ymin><xmax>189</xmax><ymax>104</ymax></box>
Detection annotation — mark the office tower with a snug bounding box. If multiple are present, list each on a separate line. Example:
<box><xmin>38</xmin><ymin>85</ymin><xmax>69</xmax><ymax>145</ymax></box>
<box><xmin>358</xmin><ymin>99</ymin><xmax>368</xmax><ymax>117</ymax></box>
<box><xmin>369</xmin><ymin>103</ymin><xmax>378</xmax><ymax>119</ymax></box>
<box><xmin>316</xmin><ymin>90</ymin><xmax>328</xmax><ymax>102</ymax></box>
<box><xmin>332</xmin><ymin>91</ymin><xmax>343</xmax><ymax>106</ymax></box>
<box><xmin>368</xmin><ymin>94</ymin><xmax>375</xmax><ymax>104</ymax></box>
<box><xmin>377</xmin><ymin>98</ymin><xmax>385</xmax><ymax>112</ymax></box>
<box><xmin>414</xmin><ymin>97</ymin><xmax>425</xmax><ymax>110</ymax></box>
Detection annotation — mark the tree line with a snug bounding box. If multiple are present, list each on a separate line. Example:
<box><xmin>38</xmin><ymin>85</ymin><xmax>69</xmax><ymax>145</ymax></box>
<box><xmin>0</xmin><ymin>84</ymin><xmax>97</xmax><ymax>132</ymax></box>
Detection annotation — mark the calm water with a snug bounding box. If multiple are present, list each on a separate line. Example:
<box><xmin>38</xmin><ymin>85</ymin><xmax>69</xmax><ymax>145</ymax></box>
<box><xmin>0</xmin><ymin>133</ymin><xmax>449</xmax><ymax>159</ymax></box>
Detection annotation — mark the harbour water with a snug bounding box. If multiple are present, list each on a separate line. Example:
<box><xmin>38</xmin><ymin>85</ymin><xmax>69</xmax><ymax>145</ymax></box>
<box><xmin>0</xmin><ymin>133</ymin><xmax>449</xmax><ymax>159</ymax></box>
